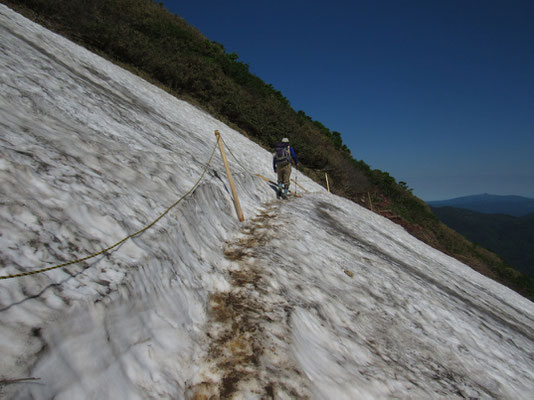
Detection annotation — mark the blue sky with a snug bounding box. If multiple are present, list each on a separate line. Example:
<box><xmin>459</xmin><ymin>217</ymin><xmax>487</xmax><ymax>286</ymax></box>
<box><xmin>161</xmin><ymin>0</ymin><xmax>534</xmax><ymax>201</ymax></box>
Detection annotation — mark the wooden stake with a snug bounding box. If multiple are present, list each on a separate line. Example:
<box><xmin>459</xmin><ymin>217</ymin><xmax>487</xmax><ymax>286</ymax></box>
<box><xmin>368</xmin><ymin>192</ymin><xmax>373</xmax><ymax>211</ymax></box>
<box><xmin>325</xmin><ymin>172</ymin><xmax>330</xmax><ymax>193</ymax></box>
<box><xmin>215</xmin><ymin>130</ymin><xmax>245</xmax><ymax>222</ymax></box>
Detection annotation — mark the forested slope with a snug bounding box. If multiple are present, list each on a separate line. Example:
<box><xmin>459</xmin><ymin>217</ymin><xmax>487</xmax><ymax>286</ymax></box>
<box><xmin>432</xmin><ymin>206</ymin><xmax>534</xmax><ymax>278</ymax></box>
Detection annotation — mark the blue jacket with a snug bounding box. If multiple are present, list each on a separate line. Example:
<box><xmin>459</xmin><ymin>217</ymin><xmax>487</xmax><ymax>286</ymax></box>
<box><xmin>273</xmin><ymin>143</ymin><xmax>298</xmax><ymax>172</ymax></box>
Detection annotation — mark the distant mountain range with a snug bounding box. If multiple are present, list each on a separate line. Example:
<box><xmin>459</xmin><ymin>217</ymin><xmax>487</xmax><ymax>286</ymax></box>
<box><xmin>429</xmin><ymin>196</ymin><xmax>534</xmax><ymax>278</ymax></box>
<box><xmin>427</xmin><ymin>194</ymin><xmax>534</xmax><ymax>217</ymax></box>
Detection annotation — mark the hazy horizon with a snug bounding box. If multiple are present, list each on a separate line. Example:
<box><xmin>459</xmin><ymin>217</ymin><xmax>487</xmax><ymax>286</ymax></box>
<box><xmin>425</xmin><ymin>192</ymin><xmax>534</xmax><ymax>203</ymax></box>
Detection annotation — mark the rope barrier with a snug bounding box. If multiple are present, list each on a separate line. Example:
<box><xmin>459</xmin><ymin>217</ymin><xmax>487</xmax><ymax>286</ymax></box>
<box><xmin>1</xmin><ymin>131</ymin><xmax>311</xmax><ymax>280</ymax></box>
<box><xmin>0</xmin><ymin>141</ymin><xmax>219</xmax><ymax>280</ymax></box>
<box><xmin>219</xmin><ymin>135</ymin><xmax>254</xmax><ymax>176</ymax></box>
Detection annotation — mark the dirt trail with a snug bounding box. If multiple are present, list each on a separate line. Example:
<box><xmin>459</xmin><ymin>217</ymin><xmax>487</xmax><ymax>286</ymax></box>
<box><xmin>188</xmin><ymin>202</ymin><xmax>311</xmax><ymax>399</ymax></box>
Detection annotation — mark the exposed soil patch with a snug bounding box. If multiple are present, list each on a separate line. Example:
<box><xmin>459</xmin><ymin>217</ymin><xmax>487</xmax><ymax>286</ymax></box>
<box><xmin>188</xmin><ymin>203</ymin><xmax>311</xmax><ymax>399</ymax></box>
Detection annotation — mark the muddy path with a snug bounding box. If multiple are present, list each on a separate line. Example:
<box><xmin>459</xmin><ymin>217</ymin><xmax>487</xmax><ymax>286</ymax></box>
<box><xmin>189</xmin><ymin>202</ymin><xmax>311</xmax><ymax>399</ymax></box>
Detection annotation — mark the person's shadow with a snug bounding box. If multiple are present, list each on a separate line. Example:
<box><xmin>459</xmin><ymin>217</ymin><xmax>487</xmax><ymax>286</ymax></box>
<box><xmin>267</xmin><ymin>180</ymin><xmax>281</xmax><ymax>198</ymax></box>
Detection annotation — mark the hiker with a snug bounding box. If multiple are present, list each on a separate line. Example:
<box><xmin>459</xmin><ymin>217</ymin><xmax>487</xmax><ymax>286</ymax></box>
<box><xmin>273</xmin><ymin>138</ymin><xmax>298</xmax><ymax>198</ymax></box>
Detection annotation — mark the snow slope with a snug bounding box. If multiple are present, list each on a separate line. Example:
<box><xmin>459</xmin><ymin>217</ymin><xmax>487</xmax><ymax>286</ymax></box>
<box><xmin>1</xmin><ymin>4</ymin><xmax>533</xmax><ymax>399</ymax></box>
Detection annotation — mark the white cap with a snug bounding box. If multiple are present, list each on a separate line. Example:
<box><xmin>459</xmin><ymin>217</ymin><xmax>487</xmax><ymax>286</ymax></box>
<box><xmin>282</xmin><ymin>138</ymin><xmax>289</xmax><ymax>143</ymax></box>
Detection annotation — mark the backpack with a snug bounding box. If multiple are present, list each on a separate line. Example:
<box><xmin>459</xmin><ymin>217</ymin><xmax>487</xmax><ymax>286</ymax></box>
<box><xmin>274</xmin><ymin>143</ymin><xmax>291</xmax><ymax>167</ymax></box>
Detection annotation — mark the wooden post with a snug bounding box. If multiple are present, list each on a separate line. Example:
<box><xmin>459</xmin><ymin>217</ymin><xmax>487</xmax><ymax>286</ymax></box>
<box><xmin>368</xmin><ymin>192</ymin><xmax>373</xmax><ymax>211</ymax></box>
<box><xmin>325</xmin><ymin>172</ymin><xmax>330</xmax><ymax>193</ymax></box>
<box><xmin>215</xmin><ymin>130</ymin><xmax>244</xmax><ymax>222</ymax></box>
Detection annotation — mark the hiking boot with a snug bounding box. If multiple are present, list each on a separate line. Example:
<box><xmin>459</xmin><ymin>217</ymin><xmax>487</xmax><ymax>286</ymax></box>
<box><xmin>277</xmin><ymin>183</ymin><xmax>284</xmax><ymax>198</ymax></box>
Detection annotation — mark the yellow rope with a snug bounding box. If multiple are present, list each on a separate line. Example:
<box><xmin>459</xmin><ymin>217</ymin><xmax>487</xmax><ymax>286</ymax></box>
<box><xmin>220</xmin><ymin>135</ymin><xmax>253</xmax><ymax>176</ymax></box>
<box><xmin>0</xmin><ymin>142</ymin><xmax>219</xmax><ymax>280</ymax></box>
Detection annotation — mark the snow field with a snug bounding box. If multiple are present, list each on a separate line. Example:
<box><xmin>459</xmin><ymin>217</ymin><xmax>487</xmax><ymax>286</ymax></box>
<box><xmin>1</xmin><ymin>4</ymin><xmax>534</xmax><ymax>399</ymax></box>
